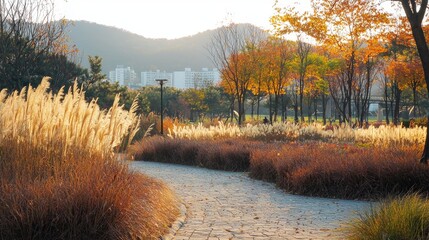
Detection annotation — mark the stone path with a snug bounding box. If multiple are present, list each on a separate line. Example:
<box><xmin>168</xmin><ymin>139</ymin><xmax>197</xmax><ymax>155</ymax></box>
<box><xmin>131</xmin><ymin>161</ymin><xmax>371</xmax><ymax>240</ymax></box>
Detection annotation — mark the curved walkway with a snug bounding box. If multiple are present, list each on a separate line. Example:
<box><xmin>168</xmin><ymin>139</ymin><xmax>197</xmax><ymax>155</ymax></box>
<box><xmin>132</xmin><ymin>161</ymin><xmax>371</xmax><ymax>240</ymax></box>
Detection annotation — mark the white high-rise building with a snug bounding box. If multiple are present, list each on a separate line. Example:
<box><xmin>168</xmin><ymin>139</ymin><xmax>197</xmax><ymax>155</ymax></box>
<box><xmin>173</xmin><ymin>68</ymin><xmax>221</xmax><ymax>89</ymax></box>
<box><xmin>108</xmin><ymin>65</ymin><xmax>137</xmax><ymax>87</ymax></box>
<box><xmin>141</xmin><ymin>68</ymin><xmax>220</xmax><ymax>89</ymax></box>
<box><xmin>141</xmin><ymin>70</ymin><xmax>173</xmax><ymax>87</ymax></box>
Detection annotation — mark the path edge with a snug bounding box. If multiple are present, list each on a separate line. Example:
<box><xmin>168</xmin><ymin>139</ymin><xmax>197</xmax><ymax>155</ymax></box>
<box><xmin>161</xmin><ymin>201</ymin><xmax>187</xmax><ymax>240</ymax></box>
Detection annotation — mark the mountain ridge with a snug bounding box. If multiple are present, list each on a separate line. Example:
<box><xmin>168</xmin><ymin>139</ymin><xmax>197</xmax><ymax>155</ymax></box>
<box><xmin>66</xmin><ymin>20</ymin><xmax>231</xmax><ymax>75</ymax></box>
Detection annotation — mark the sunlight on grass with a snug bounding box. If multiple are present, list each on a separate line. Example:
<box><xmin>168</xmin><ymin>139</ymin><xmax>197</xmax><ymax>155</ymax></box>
<box><xmin>0</xmin><ymin>77</ymin><xmax>140</xmax><ymax>158</ymax></box>
<box><xmin>347</xmin><ymin>194</ymin><xmax>429</xmax><ymax>240</ymax></box>
<box><xmin>168</xmin><ymin>121</ymin><xmax>425</xmax><ymax>147</ymax></box>
<box><xmin>0</xmin><ymin>78</ymin><xmax>178</xmax><ymax>239</ymax></box>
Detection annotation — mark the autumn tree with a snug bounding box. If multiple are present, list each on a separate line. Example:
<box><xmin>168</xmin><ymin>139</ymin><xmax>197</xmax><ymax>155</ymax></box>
<box><xmin>296</xmin><ymin>38</ymin><xmax>312</xmax><ymax>122</ymax></box>
<box><xmin>272</xmin><ymin>0</ymin><xmax>389</xmax><ymax>125</ymax></box>
<box><xmin>181</xmin><ymin>88</ymin><xmax>208</xmax><ymax>121</ymax></box>
<box><xmin>258</xmin><ymin>37</ymin><xmax>295</xmax><ymax>123</ymax></box>
<box><xmin>388</xmin><ymin>0</ymin><xmax>429</xmax><ymax>163</ymax></box>
<box><xmin>218</xmin><ymin>51</ymin><xmax>253</xmax><ymax>124</ymax></box>
<box><xmin>385</xmin><ymin>58</ymin><xmax>409</xmax><ymax>124</ymax></box>
<box><xmin>382</xmin><ymin>16</ymin><xmax>411</xmax><ymax>124</ymax></box>
<box><xmin>247</xmin><ymin>41</ymin><xmax>266</xmax><ymax>120</ymax></box>
<box><xmin>202</xmin><ymin>86</ymin><xmax>230</xmax><ymax>120</ymax></box>
<box><xmin>208</xmin><ymin>23</ymin><xmax>265</xmax><ymax>125</ymax></box>
<box><xmin>273</xmin><ymin>0</ymin><xmax>429</xmax><ymax>162</ymax></box>
<box><xmin>304</xmin><ymin>50</ymin><xmax>333</xmax><ymax>124</ymax></box>
<box><xmin>314</xmin><ymin>76</ymin><xmax>330</xmax><ymax>124</ymax></box>
<box><xmin>407</xmin><ymin>56</ymin><xmax>425</xmax><ymax>117</ymax></box>
<box><xmin>384</xmin><ymin>16</ymin><xmax>426</xmax><ymax>122</ymax></box>
<box><xmin>138</xmin><ymin>86</ymin><xmax>181</xmax><ymax>116</ymax></box>
<box><xmin>381</xmin><ymin>68</ymin><xmax>393</xmax><ymax>124</ymax></box>
<box><xmin>353</xmin><ymin>38</ymin><xmax>384</xmax><ymax>126</ymax></box>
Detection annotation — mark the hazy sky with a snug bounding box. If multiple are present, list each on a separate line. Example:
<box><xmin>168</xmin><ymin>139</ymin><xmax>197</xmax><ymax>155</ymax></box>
<box><xmin>54</xmin><ymin>0</ymin><xmax>278</xmax><ymax>39</ymax></box>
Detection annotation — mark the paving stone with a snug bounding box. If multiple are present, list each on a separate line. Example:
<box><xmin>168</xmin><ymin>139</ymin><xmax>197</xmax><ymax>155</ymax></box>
<box><xmin>132</xmin><ymin>161</ymin><xmax>371</xmax><ymax>239</ymax></box>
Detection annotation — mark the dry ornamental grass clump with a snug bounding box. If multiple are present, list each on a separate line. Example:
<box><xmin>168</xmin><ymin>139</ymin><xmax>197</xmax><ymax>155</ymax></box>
<box><xmin>131</xmin><ymin>137</ymin><xmax>428</xmax><ymax>200</ymax></box>
<box><xmin>130</xmin><ymin>137</ymin><xmax>255</xmax><ymax>171</ymax></box>
<box><xmin>0</xmin><ymin>78</ymin><xmax>179</xmax><ymax>240</ymax></box>
<box><xmin>168</xmin><ymin>121</ymin><xmax>426</xmax><ymax>147</ymax></box>
<box><xmin>0</xmin><ymin>77</ymin><xmax>140</xmax><ymax>158</ymax></box>
<box><xmin>347</xmin><ymin>194</ymin><xmax>429</xmax><ymax>239</ymax></box>
<box><xmin>250</xmin><ymin>143</ymin><xmax>429</xmax><ymax>200</ymax></box>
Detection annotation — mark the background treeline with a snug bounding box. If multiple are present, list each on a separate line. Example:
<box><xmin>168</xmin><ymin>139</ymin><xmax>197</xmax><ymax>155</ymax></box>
<box><xmin>209</xmin><ymin>22</ymin><xmax>429</xmax><ymax>127</ymax></box>
<box><xmin>2</xmin><ymin>0</ymin><xmax>428</xmax><ymax>130</ymax></box>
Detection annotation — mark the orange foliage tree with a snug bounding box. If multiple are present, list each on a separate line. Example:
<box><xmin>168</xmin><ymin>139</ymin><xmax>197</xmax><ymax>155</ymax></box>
<box><xmin>257</xmin><ymin>37</ymin><xmax>295</xmax><ymax>123</ymax></box>
<box><xmin>391</xmin><ymin>0</ymin><xmax>429</xmax><ymax>163</ymax></box>
<box><xmin>378</xmin><ymin>0</ymin><xmax>429</xmax><ymax>163</ymax></box>
<box><xmin>273</xmin><ymin>0</ymin><xmax>429</xmax><ymax>163</ymax></box>
<box><xmin>272</xmin><ymin>0</ymin><xmax>389</xmax><ymax>124</ymax></box>
<box><xmin>209</xmin><ymin>23</ymin><xmax>265</xmax><ymax>125</ymax></box>
<box><xmin>383</xmin><ymin>16</ymin><xmax>425</xmax><ymax>124</ymax></box>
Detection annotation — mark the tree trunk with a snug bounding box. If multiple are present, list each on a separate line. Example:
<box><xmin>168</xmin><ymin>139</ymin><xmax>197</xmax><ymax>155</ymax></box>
<box><xmin>307</xmin><ymin>97</ymin><xmax>312</xmax><ymax>123</ymax></box>
<box><xmin>322</xmin><ymin>94</ymin><xmax>327</xmax><ymax>125</ymax></box>
<box><xmin>281</xmin><ymin>94</ymin><xmax>285</xmax><ymax>122</ymax></box>
<box><xmin>299</xmin><ymin>90</ymin><xmax>304</xmax><ymax>122</ymax></box>
<box><xmin>399</xmin><ymin>0</ymin><xmax>429</xmax><ymax>163</ymax></box>
<box><xmin>230</xmin><ymin>98</ymin><xmax>235</xmax><ymax>124</ymax></box>
<box><xmin>413</xmin><ymin>87</ymin><xmax>417</xmax><ymax>118</ymax></box>
<box><xmin>390</xmin><ymin>89</ymin><xmax>395</xmax><ymax>124</ymax></box>
<box><xmin>314</xmin><ymin>99</ymin><xmax>318</xmax><ymax>122</ymax></box>
<box><xmin>269</xmin><ymin>94</ymin><xmax>273</xmax><ymax>124</ymax></box>
<box><xmin>393</xmin><ymin>85</ymin><xmax>402</xmax><ymax>125</ymax></box>
<box><xmin>384</xmin><ymin>91</ymin><xmax>390</xmax><ymax>125</ymax></box>
<box><xmin>273</xmin><ymin>93</ymin><xmax>279</xmax><ymax>122</ymax></box>
<box><xmin>294</xmin><ymin>94</ymin><xmax>299</xmax><ymax>123</ymax></box>
<box><xmin>256</xmin><ymin>94</ymin><xmax>261</xmax><ymax>120</ymax></box>
<box><xmin>241</xmin><ymin>96</ymin><xmax>246</xmax><ymax>124</ymax></box>
<box><xmin>284</xmin><ymin>97</ymin><xmax>288</xmax><ymax>122</ymax></box>
<box><xmin>238</xmin><ymin>96</ymin><xmax>243</xmax><ymax>125</ymax></box>
<box><xmin>251</xmin><ymin>98</ymin><xmax>255</xmax><ymax>119</ymax></box>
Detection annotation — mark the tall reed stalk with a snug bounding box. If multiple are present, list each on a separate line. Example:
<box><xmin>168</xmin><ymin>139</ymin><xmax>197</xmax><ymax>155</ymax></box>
<box><xmin>0</xmin><ymin>78</ymin><xmax>178</xmax><ymax>239</ymax></box>
<box><xmin>0</xmin><ymin>77</ymin><xmax>139</xmax><ymax>159</ymax></box>
<box><xmin>168</xmin><ymin>121</ymin><xmax>425</xmax><ymax>147</ymax></box>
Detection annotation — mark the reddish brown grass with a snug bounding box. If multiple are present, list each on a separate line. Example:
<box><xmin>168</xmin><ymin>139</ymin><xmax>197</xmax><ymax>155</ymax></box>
<box><xmin>0</xmin><ymin>80</ymin><xmax>179</xmax><ymax>239</ymax></box>
<box><xmin>129</xmin><ymin>137</ymin><xmax>260</xmax><ymax>171</ymax></box>
<box><xmin>130</xmin><ymin>137</ymin><xmax>428</xmax><ymax>200</ymax></box>
<box><xmin>250</xmin><ymin>143</ymin><xmax>428</xmax><ymax>200</ymax></box>
<box><xmin>0</xmin><ymin>142</ymin><xmax>179</xmax><ymax>240</ymax></box>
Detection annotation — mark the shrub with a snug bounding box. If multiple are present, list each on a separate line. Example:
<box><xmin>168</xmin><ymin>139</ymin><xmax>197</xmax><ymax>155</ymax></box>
<box><xmin>129</xmin><ymin>137</ymin><xmax>256</xmax><ymax>171</ymax></box>
<box><xmin>415</xmin><ymin>117</ymin><xmax>428</xmax><ymax>128</ymax></box>
<box><xmin>196</xmin><ymin>140</ymin><xmax>254</xmax><ymax>171</ymax></box>
<box><xmin>347</xmin><ymin>194</ymin><xmax>429</xmax><ymax>240</ymax></box>
<box><xmin>0</xmin><ymin>78</ymin><xmax>179</xmax><ymax>239</ymax></box>
<box><xmin>131</xmin><ymin>136</ymin><xmax>428</xmax><ymax>200</ymax></box>
<box><xmin>0</xmin><ymin>154</ymin><xmax>178</xmax><ymax>239</ymax></box>
<box><xmin>250</xmin><ymin>143</ymin><xmax>428</xmax><ymax>200</ymax></box>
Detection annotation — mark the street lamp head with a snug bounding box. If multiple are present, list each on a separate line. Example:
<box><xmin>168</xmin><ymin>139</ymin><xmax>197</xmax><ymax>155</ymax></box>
<box><xmin>155</xmin><ymin>79</ymin><xmax>168</xmax><ymax>86</ymax></box>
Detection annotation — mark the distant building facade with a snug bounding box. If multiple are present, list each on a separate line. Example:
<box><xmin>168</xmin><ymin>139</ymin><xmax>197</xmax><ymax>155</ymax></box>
<box><xmin>108</xmin><ymin>65</ymin><xmax>137</xmax><ymax>87</ymax></box>
<box><xmin>141</xmin><ymin>70</ymin><xmax>174</xmax><ymax>87</ymax></box>
<box><xmin>140</xmin><ymin>68</ymin><xmax>220</xmax><ymax>89</ymax></box>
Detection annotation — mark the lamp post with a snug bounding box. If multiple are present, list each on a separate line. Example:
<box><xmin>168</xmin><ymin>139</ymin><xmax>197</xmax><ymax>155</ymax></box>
<box><xmin>156</xmin><ymin>79</ymin><xmax>168</xmax><ymax>135</ymax></box>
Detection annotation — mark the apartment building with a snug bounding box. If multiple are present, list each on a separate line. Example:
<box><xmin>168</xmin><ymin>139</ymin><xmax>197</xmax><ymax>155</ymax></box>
<box><xmin>141</xmin><ymin>70</ymin><xmax>174</xmax><ymax>87</ymax></box>
<box><xmin>108</xmin><ymin>65</ymin><xmax>137</xmax><ymax>87</ymax></box>
<box><xmin>141</xmin><ymin>68</ymin><xmax>220</xmax><ymax>89</ymax></box>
